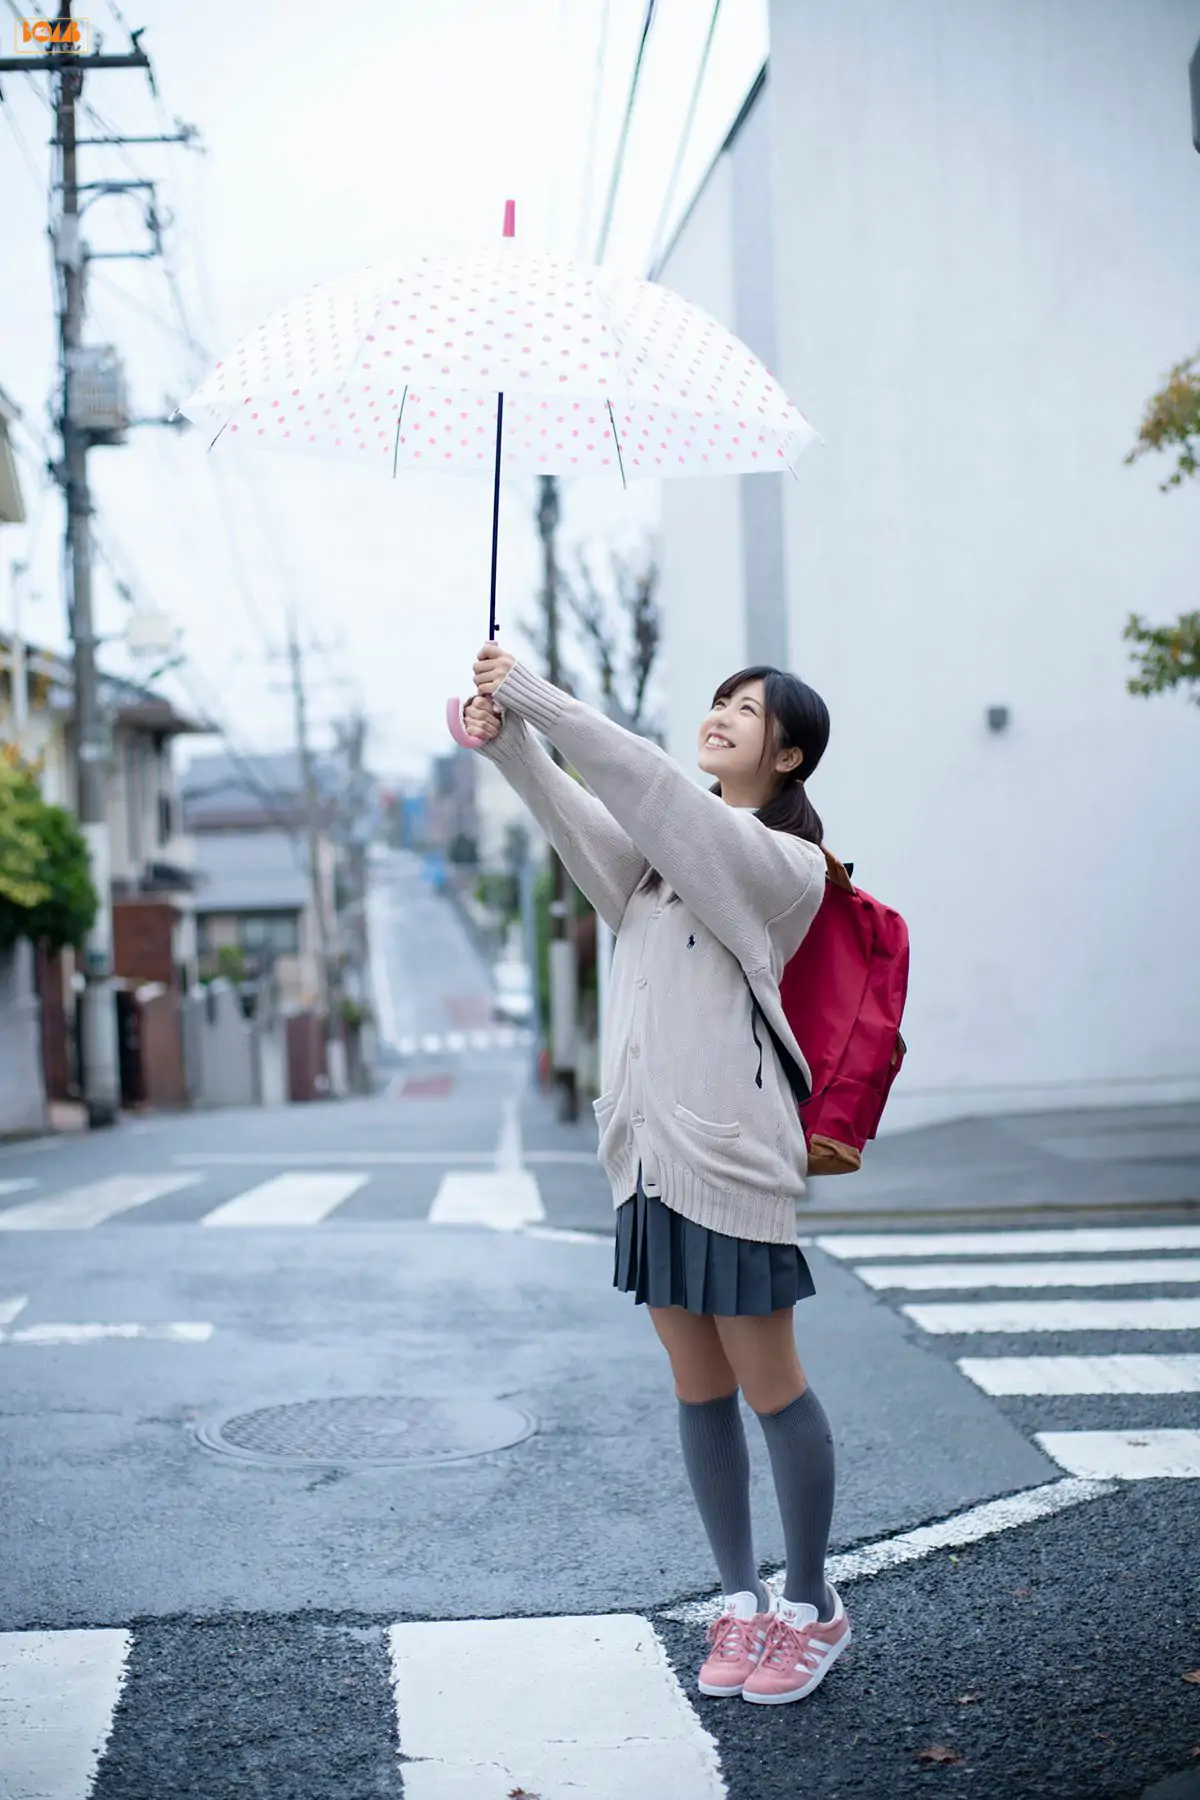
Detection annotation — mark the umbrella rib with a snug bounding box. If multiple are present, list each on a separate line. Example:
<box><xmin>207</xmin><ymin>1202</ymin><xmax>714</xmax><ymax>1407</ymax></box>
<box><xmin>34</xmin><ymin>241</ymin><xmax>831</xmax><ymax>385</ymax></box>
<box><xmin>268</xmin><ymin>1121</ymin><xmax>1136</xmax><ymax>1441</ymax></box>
<box><xmin>206</xmin><ymin>417</ymin><xmax>231</xmax><ymax>452</ymax></box>
<box><xmin>606</xmin><ymin>400</ymin><xmax>627</xmax><ymax>490</ymax></box>
<box><xmin>391</xmin><ymin>386</ymin><xmax>409</xmax><ymax>478</ymax></box>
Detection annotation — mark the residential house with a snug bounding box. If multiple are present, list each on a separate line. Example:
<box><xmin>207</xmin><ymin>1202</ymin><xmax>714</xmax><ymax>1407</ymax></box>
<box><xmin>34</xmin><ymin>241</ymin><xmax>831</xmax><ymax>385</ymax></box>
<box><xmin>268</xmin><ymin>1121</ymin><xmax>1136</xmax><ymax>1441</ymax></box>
<box><xmin>0</xmin><ymin>380</ymin><xmax>40</xmax><ymax>1136</ymax></box>
<box><xmin>182</xmin><ymin>750</ymin><xmax>336</xmax><ymax>1013</ymax></box>
<box><xmin>0</xmin><ymin>629</ymin><xmax>204</xmax><ymax>1111</ymax></box>
<box><xmin>654</xmin><ymin>1</ymin><xmax>1200</xmax><ymax>1130</ymax></box>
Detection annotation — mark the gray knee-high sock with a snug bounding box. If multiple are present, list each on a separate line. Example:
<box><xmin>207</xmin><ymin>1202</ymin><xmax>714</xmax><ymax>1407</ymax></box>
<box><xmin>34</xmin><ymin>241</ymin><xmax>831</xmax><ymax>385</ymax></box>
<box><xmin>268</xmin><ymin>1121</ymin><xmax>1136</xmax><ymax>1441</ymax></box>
<box><xmin>677</xmin><ymin>1393</ymin><xmax>769</xmax><ymax>1608</ymax></box>
<box><xmin>755</xmin><ymin>1387</ymin><xmax>836</xmax><ymax>1618</ymax></box>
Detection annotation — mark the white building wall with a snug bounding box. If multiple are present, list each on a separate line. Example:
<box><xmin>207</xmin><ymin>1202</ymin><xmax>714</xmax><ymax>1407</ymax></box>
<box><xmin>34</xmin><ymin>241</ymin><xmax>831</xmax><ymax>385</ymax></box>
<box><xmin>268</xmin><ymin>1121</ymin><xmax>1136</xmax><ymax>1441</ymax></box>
<box><xmin>659</xmin><ymin>1</ymin><xmax>1200</xmax><ymax>1127</ymax></box>
<box><xmin>657</xmin><ymin>153</ymin><xmax>749</xmax><ymax>785</ymax></box>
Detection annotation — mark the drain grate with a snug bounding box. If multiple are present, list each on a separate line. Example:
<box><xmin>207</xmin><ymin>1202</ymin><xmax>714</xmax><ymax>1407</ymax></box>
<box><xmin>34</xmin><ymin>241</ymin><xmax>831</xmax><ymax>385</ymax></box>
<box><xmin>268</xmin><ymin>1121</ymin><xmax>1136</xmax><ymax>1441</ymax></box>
<box><xmin>193</xmin><ymin>1394</ymin><xmax>537</xmax><ymax>1469</ymax></box>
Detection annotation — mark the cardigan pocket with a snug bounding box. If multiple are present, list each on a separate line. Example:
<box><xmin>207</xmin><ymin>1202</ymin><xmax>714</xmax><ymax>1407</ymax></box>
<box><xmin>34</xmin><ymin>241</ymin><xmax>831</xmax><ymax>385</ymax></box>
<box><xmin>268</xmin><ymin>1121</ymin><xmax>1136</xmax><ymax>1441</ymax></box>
<box><xmin>673</xmin><ymin>1103</ymin><xmax>740</xmax><ymax>1140</ymax></box>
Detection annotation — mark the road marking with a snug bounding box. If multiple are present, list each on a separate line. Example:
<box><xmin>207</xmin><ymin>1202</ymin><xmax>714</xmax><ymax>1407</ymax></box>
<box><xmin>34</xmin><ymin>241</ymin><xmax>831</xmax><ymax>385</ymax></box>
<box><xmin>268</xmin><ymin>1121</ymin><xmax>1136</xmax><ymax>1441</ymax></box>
<box><xmin>398</xmin><ymin>1036</ymin><xmax>417</xmax><ymax>1056</ymax></box>
<box><xmin>0</xmin><ymin>1174</ymin><xmax>201</xmax><ymax>1231</ymax></box>
<box><xmin>662</xmin><ymin>1476</ymin><xmax>1114</xmax><ymax>1626</ymax></box>
<box><xmin>366</xmin><ymin>892</ymin><xmax>401</xmax><ymax>1051</ymax></box>
<box><xmin>524</xmin><ymin>1149</ymin><xmax>601</xmax><ymax>1165</ymax></box>
<box><xmin>177</xmin><ymin>1151</ymin><xmax>495</xmax><ymax>1166</ymax></box>
<box><xmin>903</xmin><ymin>1297</ymin><xmax>1200</xmax><ymax>1334</ymax></box>
<box><xmin>0</xmin><ymin>1297</ymin><xmax>29</xmax><ymax>1327</ymax></box>
<box><xmin>496</xmin><ymin>1094</ymin><xmax>522</xmax><ymax>1173</ymax></box>
<box><xmin>1035</xmin><ymin>1429</ymin><xmax>1200</xmax><ymax>1480</ymax></box>
<box><xmin>957</xmin><ymin>1353</ymin><xmax>1200</xmax><ymax>1395</ymax></box>
<box><xmin>419</xmin><ymin>1034</ymin><xmax>442</xmax><ymax>1054</ymax></box>
<box><xmin>856</xmin><ymin>1257</ymin><xmax>1200</xmax><ymax>1291</ymax></box>
<box><xmin>445</xmin><ymin>1031</ymin><xmax>467</xmax><ymax>1052</ymax></box>
<box><xmin>818</xmin><ymin>1225</ymin><xmax>1200</xmax><ymax>1259</ymax></box>
<box><xmin>0</xmin><ymin>1179</ymin><xmax>36</xmax><ymax>1197</ymax></box>
<box><xmin>388</xmin><ymin>1615</ymin><xmax>724</xmax><ymax>1800</ymax></box>
<box><xmin>428</xmin><ymin>1171</ymin><xmax>544</xmax><ymax>1230</ymax></box>
<box><xmin>0</xmin><ymin>1627</ymin><xmax>130</xmax><ymax>1800</ymax></box>
<box><xmin>1</xmin><ymin>1321</ymin><xmax>214</xmax><ymax>1346</ymax></box>
<box><xmin>469</xmin><ymin>1030</ymin><xmax>491</xmax><ymax>1050</ymax></box>
<box><xmin>428</xmin><ymin>1089</ymin><xmax>545</xmax><ymax>1230</ymax></box>
<box><xmin>200</xmin><ymin>1173</ymin><xmax>368</xmax><ymax>1227</ymax></box>
<box><xmin>523</xmin><ymin>1225</ymin><xmax>611</xmax><ymax>1245</ymax></box>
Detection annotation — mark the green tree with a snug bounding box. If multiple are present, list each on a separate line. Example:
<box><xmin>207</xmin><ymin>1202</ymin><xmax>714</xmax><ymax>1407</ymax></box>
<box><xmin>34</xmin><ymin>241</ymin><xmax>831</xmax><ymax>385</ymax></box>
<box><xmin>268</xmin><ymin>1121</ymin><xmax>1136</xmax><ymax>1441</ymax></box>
<box><xmin>1124</xmin><ymin>351</ymin><xmax>1200</xmax><ymax>704</ymax></box>
<box><xmin>0</xmin><ymin>756</ymin><xmax>98</xmax><ymax>951</ymax></box>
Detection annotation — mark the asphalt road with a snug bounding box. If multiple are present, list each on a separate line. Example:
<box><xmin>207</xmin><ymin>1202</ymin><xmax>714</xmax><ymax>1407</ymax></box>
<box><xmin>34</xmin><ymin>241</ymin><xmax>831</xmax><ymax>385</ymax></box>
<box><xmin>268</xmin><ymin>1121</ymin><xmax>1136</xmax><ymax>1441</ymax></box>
<box><xmin>1</xmin><ymin>853</ymin><xmax>1197</xmax><ymax>1799</ymax></box>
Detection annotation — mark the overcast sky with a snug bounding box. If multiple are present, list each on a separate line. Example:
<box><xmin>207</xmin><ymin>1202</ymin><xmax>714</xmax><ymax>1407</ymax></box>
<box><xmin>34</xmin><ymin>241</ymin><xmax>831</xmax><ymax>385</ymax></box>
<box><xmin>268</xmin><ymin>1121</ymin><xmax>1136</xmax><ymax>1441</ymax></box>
<box><xmin>0</xmin><ymin>0</ymin><xmax>768</xmax><ymax>780</ymax></box>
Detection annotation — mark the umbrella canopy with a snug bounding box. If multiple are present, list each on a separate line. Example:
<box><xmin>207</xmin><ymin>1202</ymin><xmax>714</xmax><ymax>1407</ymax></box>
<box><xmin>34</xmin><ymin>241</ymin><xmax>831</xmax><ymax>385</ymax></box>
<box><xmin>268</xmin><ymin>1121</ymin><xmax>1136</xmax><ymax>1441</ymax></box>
<box><xmin>181</xmin><ymin>250</ymin><xmax>817</xmax><ymax>481</ymax></box>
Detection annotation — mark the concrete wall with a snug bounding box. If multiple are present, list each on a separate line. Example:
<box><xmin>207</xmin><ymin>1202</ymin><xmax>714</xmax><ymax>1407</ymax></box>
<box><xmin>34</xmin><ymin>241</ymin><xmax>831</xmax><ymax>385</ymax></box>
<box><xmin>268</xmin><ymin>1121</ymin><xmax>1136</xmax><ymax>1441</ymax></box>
<box><xmin>0</xmin><ymin>941</ymin><xmax>45</xmax><ymax>1135</ymax></box>
<box><xmin>659</xmin><ymin>1</ymin><xmax>1200</xmax><ymax>1127</ymax></box>
<box><xmin>182</xmin><ymin>981</ymin><xmax>257</xmax><ymax>1110</ymax></box>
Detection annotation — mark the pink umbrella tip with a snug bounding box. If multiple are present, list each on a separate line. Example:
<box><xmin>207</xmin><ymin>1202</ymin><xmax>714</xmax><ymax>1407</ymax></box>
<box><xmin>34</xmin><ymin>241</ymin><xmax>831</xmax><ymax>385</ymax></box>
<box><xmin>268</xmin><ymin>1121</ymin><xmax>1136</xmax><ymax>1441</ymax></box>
<box><xmin>503</xmin><ymin>200</ymin><xmax>516</xmax><ymax>238</ymax></box>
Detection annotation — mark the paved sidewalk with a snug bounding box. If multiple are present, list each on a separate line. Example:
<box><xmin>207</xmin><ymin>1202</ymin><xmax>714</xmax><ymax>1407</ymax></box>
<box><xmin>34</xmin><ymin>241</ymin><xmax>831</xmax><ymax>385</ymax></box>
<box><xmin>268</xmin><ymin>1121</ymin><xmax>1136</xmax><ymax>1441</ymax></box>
<box><xmin>521</xmin><ymin>1088</ymin><xmax>1200</xmax><ymax>1229</ymax></box>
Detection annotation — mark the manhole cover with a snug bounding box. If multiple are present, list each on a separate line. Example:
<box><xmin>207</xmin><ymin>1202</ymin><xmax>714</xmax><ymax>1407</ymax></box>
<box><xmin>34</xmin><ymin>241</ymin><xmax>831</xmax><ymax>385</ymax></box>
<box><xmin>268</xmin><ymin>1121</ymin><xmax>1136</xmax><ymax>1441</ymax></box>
<box><xmin>193</xmin><ymin>1395</ymin><xmax>537</xmax><ymax>1469</ymax></box>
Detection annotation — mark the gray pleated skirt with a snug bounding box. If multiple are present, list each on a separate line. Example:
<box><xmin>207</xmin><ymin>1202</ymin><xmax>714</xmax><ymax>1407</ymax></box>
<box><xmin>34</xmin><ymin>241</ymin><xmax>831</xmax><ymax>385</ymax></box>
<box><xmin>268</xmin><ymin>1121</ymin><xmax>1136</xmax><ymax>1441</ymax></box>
<box><xmin>613</xmin><ymin>1169</ymin><xmax>815</xmax><ymax>1316</ymax></box>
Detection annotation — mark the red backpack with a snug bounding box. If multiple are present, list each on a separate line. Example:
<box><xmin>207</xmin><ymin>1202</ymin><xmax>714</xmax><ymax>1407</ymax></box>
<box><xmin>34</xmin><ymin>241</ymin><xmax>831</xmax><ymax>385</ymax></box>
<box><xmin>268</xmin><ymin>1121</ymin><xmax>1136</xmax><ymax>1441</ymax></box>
<box><xmin>780</xmin><ymin>849</ymin><xmax>909</xmax><ymax>1177</ymax></box>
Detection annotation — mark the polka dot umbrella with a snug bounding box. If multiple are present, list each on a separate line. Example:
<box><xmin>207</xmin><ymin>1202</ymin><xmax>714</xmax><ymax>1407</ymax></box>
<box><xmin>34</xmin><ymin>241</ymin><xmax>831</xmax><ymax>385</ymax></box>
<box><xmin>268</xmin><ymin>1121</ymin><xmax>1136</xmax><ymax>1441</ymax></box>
<box><xmin>180</xmin><ymin>201</ymin><xmax>818</xmax><ymax>746</ymax></box>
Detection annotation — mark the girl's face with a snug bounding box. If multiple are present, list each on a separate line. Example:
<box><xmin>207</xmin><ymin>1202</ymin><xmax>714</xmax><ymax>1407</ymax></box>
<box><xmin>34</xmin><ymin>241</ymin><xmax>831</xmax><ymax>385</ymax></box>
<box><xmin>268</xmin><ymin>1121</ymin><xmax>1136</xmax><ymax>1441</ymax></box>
<box><xmin>697</xmin><ymin>679</ymin><xmax>768</xmax><ymax>779</ymax></box>
<box><xmin>697</xmin><ymin>678</ymin><xmax>799</xmax><ymax>807</ymax></box>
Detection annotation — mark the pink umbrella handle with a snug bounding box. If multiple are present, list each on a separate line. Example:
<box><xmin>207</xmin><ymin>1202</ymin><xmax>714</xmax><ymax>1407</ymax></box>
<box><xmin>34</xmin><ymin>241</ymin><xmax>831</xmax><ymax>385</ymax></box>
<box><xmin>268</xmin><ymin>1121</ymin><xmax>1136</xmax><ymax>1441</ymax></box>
<box><xmin>446</xmin><ymin>695</ymin><xmax>488</xmax><ymax>750</ymax></box>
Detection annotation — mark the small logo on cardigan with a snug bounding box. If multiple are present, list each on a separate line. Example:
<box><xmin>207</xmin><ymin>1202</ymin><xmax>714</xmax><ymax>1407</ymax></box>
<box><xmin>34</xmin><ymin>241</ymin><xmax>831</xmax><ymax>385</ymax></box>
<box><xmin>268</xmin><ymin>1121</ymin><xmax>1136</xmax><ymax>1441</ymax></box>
<box><xmin>686</xmin><ymin>935</ymin><xmax>696</xmax><ymax>949</ymax></box>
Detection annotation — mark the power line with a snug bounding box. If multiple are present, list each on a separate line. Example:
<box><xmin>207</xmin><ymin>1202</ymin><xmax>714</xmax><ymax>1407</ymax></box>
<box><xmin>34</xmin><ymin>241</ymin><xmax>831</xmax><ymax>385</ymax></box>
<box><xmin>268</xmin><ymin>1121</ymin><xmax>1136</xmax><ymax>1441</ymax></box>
<box><xmin>0</xmin><ymin>87</ymin><xmax>50</xmax><ymax>193</ymax></box>
<box><xmin>646</xmin><ymin>0</ymin><xmax>722</xmax><ymax>278</ymax></box>
<box><xmin>593</xmin><ymin>0</ymin><xmax>658</xmax><ymax>263</ymax></box>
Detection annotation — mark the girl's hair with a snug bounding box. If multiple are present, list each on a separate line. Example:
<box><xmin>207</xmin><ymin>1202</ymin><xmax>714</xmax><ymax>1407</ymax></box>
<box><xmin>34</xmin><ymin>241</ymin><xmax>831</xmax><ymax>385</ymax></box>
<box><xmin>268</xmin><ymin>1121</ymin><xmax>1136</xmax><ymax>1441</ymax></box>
<box><xmin>640</xmin><ymin>665</ymin><xmax>830</xmax><ymax>897</ymax></box>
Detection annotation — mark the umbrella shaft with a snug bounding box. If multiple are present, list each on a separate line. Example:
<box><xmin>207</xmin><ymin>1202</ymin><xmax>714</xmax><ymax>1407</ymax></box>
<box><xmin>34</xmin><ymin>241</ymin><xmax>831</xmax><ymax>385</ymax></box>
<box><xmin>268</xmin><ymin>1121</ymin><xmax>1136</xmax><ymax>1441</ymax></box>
<box><xmin>488</xmin><ymin>391</ymin><xmax>504</xmax><ymax>641</ymax></box>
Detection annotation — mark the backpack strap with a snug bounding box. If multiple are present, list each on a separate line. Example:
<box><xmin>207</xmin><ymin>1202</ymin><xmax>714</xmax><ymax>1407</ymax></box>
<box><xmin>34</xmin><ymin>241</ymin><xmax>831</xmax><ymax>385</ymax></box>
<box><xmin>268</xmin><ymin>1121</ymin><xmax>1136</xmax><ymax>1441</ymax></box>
<box><xmin>822</xmin><ymin>846</ymin><xmax>855</xmax><ymax>891</ymax></box>
<box><xmin>743</xmin><ymin>974</ymin><xmax>812</xmax><ymax>1109</ymax></box>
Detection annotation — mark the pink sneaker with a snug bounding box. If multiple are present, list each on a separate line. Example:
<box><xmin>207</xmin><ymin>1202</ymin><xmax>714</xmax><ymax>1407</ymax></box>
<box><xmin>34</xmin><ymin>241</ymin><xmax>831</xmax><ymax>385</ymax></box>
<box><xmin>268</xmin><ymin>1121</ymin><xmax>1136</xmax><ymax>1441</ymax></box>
<box><xmin>741</xmin><ymin>1587</ymin><xmax>851</xmax><ymax>1705</ymax></box>
<box><xmin>697</xmin><ymin>1590</ymin><xmax>775</xmax><ymax>1697</ymax></box>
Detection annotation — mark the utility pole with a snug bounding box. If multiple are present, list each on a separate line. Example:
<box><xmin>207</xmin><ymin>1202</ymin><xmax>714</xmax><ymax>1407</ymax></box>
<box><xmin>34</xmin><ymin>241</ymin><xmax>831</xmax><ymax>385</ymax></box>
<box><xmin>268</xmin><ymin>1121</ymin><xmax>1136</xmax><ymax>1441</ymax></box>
<box><xmin>536</xmin><ymin>474</ymin><xmax>579</xmax><ymax>1122</ymax></box>
<box><xmin>57</xmin><ymin>23</ymin><xmax>119</xmax><ymax>1124</ymax></box>
<box><xmin>285</xmin><ymin>607</ymin><xmax>345</xmax><ymax>1095</ymax></box>
<box><xmin>0</xmin><ymin>6</ymin><xmax>183</xmax><ymax>1127</ymax></box>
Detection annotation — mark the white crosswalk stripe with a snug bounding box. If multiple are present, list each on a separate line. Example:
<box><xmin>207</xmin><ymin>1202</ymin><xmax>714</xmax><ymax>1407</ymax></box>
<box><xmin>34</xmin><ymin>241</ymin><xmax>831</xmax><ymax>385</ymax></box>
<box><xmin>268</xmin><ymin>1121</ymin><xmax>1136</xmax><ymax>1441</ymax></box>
<box><xmin>392</xmin><ymin>1027</ymin><xmax>531</xmax><ymax>1059</ymax></box>
<box><xmin>0</xmin><ymin>1174</ymin><xmax>201</xmax><ymax>1231</ymax></box>
<box><xmin>817</xmin><ymin>1225</ymin><xmax>1200</xmax><ymax>1259</ymax></box>
<box><xmin>958</xmin><ymin>1353</ymin><xmax>1200</xmax><ymax>1395</ymax></box>
<box><xmin>855</xmin><ymin>1257</ymin><xmax>1200</xmax><ymax>1291</ymax></box>
<box><xmin>823</xmin><ymin>1221</ymin><xmax>1200</xmax><ymax>1482</ymax></box>
<box><xmin>903</xmin><ymin>1297</ymin><xmax>1200</xmax><ymax>1334</ymax></box>
<box><xmin>200</xmin><ymin>1172</ymin><xmax>368</xmax><ymax>1227</ymax></box>
<box><xmin>0</xmin><ymin>1628</ymin><xmax>130</xmax><ymax>1799</ymax></box>
<box><xmin>388</xmin><ymin>1615</ymin><xmax>724</xmax><ymax>1798</ymax></box>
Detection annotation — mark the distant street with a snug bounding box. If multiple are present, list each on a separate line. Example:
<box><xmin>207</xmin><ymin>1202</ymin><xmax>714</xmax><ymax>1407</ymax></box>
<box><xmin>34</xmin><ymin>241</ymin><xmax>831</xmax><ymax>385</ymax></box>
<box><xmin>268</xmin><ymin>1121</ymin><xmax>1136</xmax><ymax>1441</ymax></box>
<box><xmin>0</xmin><ymin>863</ymin><xmax>1197</xmax><ymax>1799</ymax></box>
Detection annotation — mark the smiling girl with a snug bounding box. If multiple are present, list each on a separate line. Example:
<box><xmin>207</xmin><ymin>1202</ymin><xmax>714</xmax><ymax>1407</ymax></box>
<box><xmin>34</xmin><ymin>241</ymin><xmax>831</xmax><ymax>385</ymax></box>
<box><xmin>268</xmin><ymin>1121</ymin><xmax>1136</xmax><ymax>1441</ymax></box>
<box><xmin>463</xmin><ymin>641</ymin><xmax>850</xmax><ymax>1707</ymax></box>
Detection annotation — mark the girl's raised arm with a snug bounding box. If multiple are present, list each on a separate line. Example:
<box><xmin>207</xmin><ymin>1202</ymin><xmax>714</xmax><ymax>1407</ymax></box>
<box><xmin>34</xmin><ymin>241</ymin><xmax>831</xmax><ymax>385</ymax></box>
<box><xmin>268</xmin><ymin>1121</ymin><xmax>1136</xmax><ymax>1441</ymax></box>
<box><xmin>491</xmin><ymin>663</ymin><xmax>824</xmax><ymax>974</ymax></box>
<box><xmin>476</xmin><ymin>708</ymin><xmax>647</xmax><ymax>934</ymax></box>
